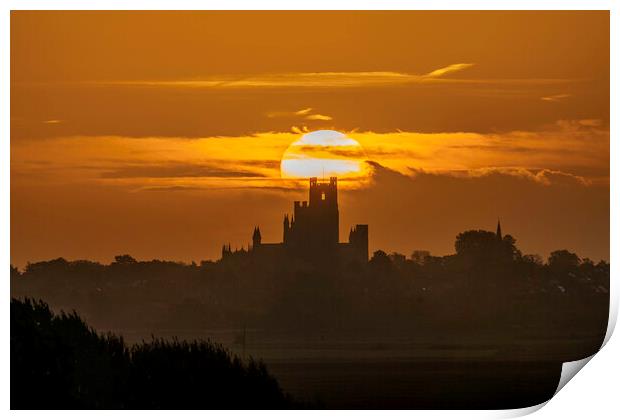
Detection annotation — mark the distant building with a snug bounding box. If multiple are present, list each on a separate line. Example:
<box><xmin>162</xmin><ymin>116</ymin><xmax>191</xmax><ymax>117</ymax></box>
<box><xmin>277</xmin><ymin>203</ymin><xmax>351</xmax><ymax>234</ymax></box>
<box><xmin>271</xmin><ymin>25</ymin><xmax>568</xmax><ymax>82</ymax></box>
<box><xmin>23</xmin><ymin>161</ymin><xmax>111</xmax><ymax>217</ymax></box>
<box><xmin>222</xmin><ymin>177</ymin><xmax>368</xmax><ymax>264</ymax></box>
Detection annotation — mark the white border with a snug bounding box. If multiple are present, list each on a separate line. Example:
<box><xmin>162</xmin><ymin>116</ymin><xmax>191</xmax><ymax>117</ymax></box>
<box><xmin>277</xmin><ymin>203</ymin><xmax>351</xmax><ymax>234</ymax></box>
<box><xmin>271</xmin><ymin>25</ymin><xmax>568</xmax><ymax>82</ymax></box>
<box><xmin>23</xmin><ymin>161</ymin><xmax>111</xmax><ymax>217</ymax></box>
<box><xmin>2</xmin><ymin>2</ymin><xmax>617</xmax><ymax>418</ymax></box>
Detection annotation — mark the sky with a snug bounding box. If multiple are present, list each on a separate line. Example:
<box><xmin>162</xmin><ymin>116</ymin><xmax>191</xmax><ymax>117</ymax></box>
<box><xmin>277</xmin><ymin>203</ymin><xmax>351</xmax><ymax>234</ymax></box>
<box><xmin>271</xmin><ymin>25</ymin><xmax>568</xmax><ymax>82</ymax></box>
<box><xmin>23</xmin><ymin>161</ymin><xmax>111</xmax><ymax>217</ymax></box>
<box><xmin>10</xmin><ymin>11</ymin><xmax>610</xmax><ymax>267</ymax></box>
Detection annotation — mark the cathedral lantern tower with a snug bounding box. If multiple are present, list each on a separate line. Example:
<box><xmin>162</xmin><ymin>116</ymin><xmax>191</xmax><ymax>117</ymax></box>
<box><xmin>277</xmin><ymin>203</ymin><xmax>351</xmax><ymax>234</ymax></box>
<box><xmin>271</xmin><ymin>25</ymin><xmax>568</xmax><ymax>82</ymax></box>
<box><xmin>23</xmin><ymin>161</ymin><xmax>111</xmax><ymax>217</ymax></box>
<box><xmin>307</xmin><ymin>176</ymin><xmax>339</xmax><ymax>247</ymax></box>
<box><xmin>231</xmin><ymin>176</ymin><xmax>368</xmax><ymax>264</ymax></box>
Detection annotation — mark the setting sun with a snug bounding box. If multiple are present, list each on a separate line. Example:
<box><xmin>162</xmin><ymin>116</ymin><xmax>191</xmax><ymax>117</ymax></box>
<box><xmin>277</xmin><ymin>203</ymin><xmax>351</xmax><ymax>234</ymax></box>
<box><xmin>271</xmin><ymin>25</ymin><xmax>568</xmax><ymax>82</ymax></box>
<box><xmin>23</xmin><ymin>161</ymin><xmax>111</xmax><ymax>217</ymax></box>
<box><xmin>280</xmin><ymin>130</ymin><xmax>371</xmax><ymax>182</ymax></box>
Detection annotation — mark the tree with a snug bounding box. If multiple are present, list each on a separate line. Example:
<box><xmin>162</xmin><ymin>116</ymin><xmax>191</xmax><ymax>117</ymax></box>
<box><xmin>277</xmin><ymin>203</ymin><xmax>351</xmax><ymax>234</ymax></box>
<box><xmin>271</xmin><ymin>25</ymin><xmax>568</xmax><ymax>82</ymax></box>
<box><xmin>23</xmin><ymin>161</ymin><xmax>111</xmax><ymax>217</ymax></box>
<box><xmin>370</xmin><ymin>250</ymin><xmax>389</xmax><ymax>262</ymax></box>
<box><xmin>501</xmin><ymin>235</ymin><xmax>519</xmax><ymax>259</ymax></box>
<box><xmin>454</xmin><ymin>230</ymin><xmax>499</xmax><ymax>258</ymax></box>
<box><xmin>389</xmin><ymin>252</ymin><xmax>406</xmax><ymax>267</ymax></box>
<box><xmin>455</xmin><ymin>230</ymin><xmax>518</xmax><ymax>262</ymax></box>
<box><xmin>548</xmin><ymin>250</ymin><xmax>580</xmax><ymax>271</ymax></box>
<box><xmin>522</xmin><ymin>254</ymin><xmax>543</xmax><ymax>266</ymax></box>
<box><xmin>369</xmin><ymin>250</ymin><xmax>392</xmax><ymax>271</ymax></box>
<box><xmin>410</xmin><ymin>250</ymin><xmax>430</xmax><ymax>265</ymax></box>
<box><xmin>114</xmin><ymin>255</ymin><xmax>137</xmax><ymax>265</ymax></box>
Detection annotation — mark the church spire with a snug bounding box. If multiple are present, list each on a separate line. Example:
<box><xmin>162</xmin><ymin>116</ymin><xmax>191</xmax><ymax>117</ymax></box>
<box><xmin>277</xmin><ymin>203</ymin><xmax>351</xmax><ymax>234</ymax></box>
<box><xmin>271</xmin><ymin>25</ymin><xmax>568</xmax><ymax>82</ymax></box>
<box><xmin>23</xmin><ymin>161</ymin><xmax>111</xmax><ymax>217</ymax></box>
<box><xmin>252</xmin><ymin>226</ymin><xmax>262</xmax><ymax>249</ymax></box>
<box><xmin>496</xmin><ymin>219</ymin><xmax>502</xmax><ymax>240</ymax></box>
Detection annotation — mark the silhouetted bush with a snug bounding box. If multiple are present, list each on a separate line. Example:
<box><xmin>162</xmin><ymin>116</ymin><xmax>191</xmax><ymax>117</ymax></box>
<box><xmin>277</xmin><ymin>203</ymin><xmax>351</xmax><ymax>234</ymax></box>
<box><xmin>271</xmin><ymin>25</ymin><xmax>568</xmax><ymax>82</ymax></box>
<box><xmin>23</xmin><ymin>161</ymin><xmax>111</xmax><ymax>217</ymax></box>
<box><xmin>11</xmin><ymin>298</ymin><xmax>291</xmax><ymax>409</ymax></box>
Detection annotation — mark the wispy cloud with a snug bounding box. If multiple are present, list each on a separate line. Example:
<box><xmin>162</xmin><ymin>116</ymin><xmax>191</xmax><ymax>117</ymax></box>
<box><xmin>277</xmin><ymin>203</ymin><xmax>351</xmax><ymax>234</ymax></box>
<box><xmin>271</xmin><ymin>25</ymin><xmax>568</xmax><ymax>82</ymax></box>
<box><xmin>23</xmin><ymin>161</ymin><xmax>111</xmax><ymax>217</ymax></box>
<box><xmin>291</xmin><ymin>126</ymin><xmax>309</xmax><ymax>134</ymax></box>
<box><xmin>295</xmin><ymin>108</ymin><xmax>312</xmax><ymax>115</ymax></box>
<box><xmin>304</xmin><ymin>114</ymin><xmax>332</xmax><ymax>121</ymax></box>
<box><xmin>266</xmin><ymin>107</ymin><xmax>333</xmax><ymax>121</ymax></box>
<box><xmin>266</xmin><ymin>108</ymin><xmax>313</xmax><ymax>118</ymax></box>
<box><xmin>454</xmin><ymin>167</ymin><xmax>590</xmax><ymax>186</ymax></box>
<box><xmin>541</xmin><ymin>93</ymin><xmax>571</xmax><ymax>102</ymax></box>
<box><xmin>100</xmin><ymin>163</ymin><xmax>266</xmax><ymax>179</ymax></box>
<box><xmin>86</xmin><ymin>64</ymin><xmax>479</xmax><ymax>90</ymax></box>
<box><xmin>577</xmin><ymin>119</ymin><xmax>602</xmax><ymax>127</ymax></box>
<box><xmin>423</xmin><ymin>63</ymin><xmax>475</xmax><ymax>78</ymax></box>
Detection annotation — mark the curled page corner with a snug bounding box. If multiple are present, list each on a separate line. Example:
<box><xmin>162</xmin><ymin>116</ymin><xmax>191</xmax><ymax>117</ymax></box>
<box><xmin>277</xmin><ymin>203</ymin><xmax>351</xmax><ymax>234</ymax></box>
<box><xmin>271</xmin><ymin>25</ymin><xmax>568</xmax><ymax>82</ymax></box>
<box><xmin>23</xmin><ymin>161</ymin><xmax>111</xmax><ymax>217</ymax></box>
<box><xmin>602</xmin><ymin>299</ymin><xmax>618</xmax><ymax>347</ymax></box>
<box><xmin>495</xmin><ymin>401</ymin><xmax>548</xmax><ymax>418</ymax></box>
<box><xmin>555</xmin><ymin>355</ymin><xmax>595</xmax><ymax>396</ymax></box>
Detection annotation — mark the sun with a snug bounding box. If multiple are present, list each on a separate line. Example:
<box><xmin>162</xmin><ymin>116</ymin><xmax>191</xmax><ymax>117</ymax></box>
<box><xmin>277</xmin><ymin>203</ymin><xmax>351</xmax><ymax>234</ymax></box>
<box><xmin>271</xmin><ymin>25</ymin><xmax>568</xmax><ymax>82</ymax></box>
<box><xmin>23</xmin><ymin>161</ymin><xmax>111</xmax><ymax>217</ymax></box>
<box><xmin>280</xmin><ymin>130</ymin><xmax>370</xmax><ymax>183</ymax></box>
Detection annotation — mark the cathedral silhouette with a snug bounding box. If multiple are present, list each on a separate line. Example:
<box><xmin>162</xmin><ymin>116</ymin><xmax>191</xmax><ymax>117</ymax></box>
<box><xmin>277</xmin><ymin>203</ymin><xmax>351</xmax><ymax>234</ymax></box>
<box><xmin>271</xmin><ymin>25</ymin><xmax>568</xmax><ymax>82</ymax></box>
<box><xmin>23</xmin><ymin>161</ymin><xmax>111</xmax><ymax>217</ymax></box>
<box><xmin>222</xmin><ymin>177</ymin><xmax>368</xmax><ymax>264</ymax></box>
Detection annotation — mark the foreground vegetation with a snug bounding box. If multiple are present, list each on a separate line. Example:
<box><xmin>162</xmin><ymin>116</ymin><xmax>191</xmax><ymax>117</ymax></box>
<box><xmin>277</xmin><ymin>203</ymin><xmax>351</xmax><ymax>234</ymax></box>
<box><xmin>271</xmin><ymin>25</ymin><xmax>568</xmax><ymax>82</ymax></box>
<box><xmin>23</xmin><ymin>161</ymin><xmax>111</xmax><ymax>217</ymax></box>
<box><xmin>11</xmin><ymin>298</ymin><xmax>291</xmax><ymax>409</ymax></box>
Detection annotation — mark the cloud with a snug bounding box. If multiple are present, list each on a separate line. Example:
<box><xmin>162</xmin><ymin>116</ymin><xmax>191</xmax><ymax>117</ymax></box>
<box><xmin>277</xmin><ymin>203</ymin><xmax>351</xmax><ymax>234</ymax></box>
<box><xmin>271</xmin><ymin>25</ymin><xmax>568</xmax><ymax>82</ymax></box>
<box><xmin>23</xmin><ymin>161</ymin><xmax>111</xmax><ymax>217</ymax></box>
<box><xmin>541</xmin><ymin>93</ymin><xmax>571</xmax><ymax>102</ymax></box>
<box><xmin>83</xmin><ymin>64</ymin><xmax>484</xmax><ymax>90</ymax></box>
<box><xmin>100</xmin><ymin>163</ymin><xmax>266</xmax><ymax>179</ymax></box>
<box><xmin>532</xmin><ymin>169</ymin><xmax>590</xmax><ymax>186</ymax></box>
<box><xmin>354</xmin><ymin>120</ymin><xmax>608</xmax><ymax>185</ymax></box>
<box><xmin>369</xmin><ymin>161</ymin><xmax>588</xmax><ymax>188</ymax></box>
<box><xmin>138</xmin><ymin>184</ymin><xmax>304</xmax><ymax>193</ymax></box>
<box><xmin>305</xmin><ymin>114</ymin><xmax>332</xmax><ymax>121</ymax></box>
<box><xmin>266</xmin><ymin>108</ymin><xmax>313</xmax><ymax>118</ymax></box>
<box><xmin>136</xmin><ymin>185</ymin><xmax>202</xmax><ymax>192</ymax></box>
<box><xmin>267</xmin><ymin>108</ymin><xmax>333</xmax><ymax>121</ymax></box>
<box><xmin>297</xmin><ymin>145</ymin><xmax>366</xmax><ymax>159</ymax></box>
<box><xmin>577</xmin><ymin>119</ymin><xmax>602</xmax><ymax>127</ymax></box>
<box><xmin>455</xmin><ymin>167</ymin><xmax>590</xmax><ymax>186</ymax></box>
<box><xmin>291</xmin><ymin>126</ymin><xmax>309</xmax><ymax>134</ymax></box>
<box><xmin>295</xmin><ymin>108</ymin><xmax>312</xmax><ymax>115</ymax></box>
<box><xmin>423</xmin><ymin>63</ymin><xmax>475</xmax><ymax>78</ymax></box>
<box><xmin>97</xmin><ymin>72</ymin><xmax>415</xmax><ymax>88</ymax></box>
<box><xmin>42</xmin><ymin>119</ymin><xmax>62</xmax><ymax>124</ymax></box>
<box><xmin>237</xmin><ymin>159</ymin><xmax>281</xmax><ymax>169</ymax></box>
<box><xmin>11</xmin><ymin>119</ymin><xmax>608</xmax><ymax>194</ymax></box>
<box><xmin>76</xmin><ymin>65</ymin><xmax>579</xmax><ymax>95</ymax></box>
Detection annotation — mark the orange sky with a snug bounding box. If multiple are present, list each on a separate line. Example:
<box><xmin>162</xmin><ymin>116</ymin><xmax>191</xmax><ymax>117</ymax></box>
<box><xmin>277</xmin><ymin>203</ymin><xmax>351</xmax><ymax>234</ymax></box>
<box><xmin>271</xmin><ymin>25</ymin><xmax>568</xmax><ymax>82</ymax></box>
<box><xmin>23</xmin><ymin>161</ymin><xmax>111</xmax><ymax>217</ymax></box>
<box><xmin>10</xmin><ymin>11</ymin><xmax>610</xmax><ymax>267</ymax></box>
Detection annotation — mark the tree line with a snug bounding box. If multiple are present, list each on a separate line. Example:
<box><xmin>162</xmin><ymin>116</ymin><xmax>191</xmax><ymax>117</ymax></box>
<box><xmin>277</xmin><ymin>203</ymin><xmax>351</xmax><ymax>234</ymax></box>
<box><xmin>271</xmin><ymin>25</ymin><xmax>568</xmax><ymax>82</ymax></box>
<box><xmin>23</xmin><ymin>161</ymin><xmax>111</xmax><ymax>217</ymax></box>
<box><xmin>11</xmin><ymin>229</ymin><xmax>609</xmax><ymax>360</ymax></box>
